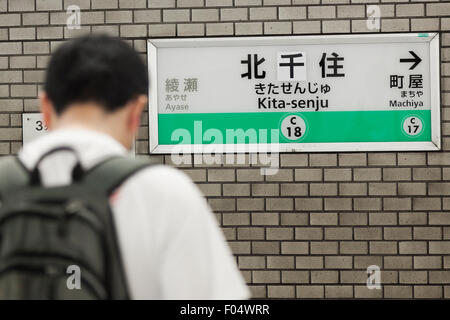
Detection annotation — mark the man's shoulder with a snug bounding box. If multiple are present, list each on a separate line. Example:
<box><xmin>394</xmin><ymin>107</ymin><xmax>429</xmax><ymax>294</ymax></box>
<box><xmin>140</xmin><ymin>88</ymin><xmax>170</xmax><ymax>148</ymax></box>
<box><xmin>132</xmin><ymin>163</ymin><xmax>191</xmax><ymax>185</ymax></box>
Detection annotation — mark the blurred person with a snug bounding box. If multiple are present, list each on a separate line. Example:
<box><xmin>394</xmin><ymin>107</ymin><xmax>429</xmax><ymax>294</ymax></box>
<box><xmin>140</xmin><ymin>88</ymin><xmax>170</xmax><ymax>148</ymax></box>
<box><xmin>0</xmin><ymin>35</ymin><xmax>249</xmax><ymax>300</ymax></box>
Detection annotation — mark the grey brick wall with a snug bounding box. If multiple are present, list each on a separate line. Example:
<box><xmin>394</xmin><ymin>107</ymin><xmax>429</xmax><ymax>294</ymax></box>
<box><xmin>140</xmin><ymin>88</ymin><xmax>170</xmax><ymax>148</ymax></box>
<box><xmin>0</xmin><ymin>0</ymin><xmax>449</xmax><ymax>299</ymax></box>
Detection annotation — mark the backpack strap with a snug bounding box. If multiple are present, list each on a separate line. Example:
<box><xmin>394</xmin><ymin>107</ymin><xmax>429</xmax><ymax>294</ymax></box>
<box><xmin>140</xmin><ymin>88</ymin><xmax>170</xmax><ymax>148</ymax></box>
<box><xmin>83</xmin><ymin>156</ymin><xmax>155</xmax><ymax>195</ymax></box>
<box><xmin>0</xmin><ymin>157</ymin><xmax>30</xmax><ymax>200</ymax></box>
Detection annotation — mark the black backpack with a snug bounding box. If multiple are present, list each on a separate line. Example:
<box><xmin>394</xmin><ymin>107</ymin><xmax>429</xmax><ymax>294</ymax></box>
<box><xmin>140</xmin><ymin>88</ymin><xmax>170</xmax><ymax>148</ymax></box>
<box><xmin>0</xmin><ymin>147</ymin><xmax>153</xmax><ymax>300</ymax></box>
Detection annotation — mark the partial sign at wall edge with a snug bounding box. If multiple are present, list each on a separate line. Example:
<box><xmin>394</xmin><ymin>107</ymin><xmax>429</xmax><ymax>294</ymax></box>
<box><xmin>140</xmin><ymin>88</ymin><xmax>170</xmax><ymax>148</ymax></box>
<box><xmin>147</xmin><ymin>33</ymin><xmax>441</xmax><ymax>154</ymax></box>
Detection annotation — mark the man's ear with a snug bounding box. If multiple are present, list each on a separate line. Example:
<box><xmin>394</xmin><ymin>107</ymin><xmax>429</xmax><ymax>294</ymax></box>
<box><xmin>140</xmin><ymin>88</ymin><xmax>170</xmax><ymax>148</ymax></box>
<box><xmin>128</xmin><ymin>94</ymin><xmax>147</xmax><ymax>133</ymax></box>
<box><xmin>39</xmin><ymin>92</ymin><xmax>56</xmax><ymax>130</ymax></box>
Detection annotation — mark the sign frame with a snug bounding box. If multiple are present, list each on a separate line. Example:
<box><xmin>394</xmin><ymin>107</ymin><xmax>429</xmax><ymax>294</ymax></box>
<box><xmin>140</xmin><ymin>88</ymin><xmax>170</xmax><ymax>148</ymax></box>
<box><xmin>147</xmin><ymin>33</ymin><xmax>441</xmax><ymax>154</ymax></box>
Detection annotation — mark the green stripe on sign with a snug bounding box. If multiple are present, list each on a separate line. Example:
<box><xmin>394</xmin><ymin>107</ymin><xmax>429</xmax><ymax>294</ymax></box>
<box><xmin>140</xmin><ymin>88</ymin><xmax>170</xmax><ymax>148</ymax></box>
<box><xmin>158</xmin><ymin>110</ymin><xmax>431</xmax><ymax>145</ymax></box>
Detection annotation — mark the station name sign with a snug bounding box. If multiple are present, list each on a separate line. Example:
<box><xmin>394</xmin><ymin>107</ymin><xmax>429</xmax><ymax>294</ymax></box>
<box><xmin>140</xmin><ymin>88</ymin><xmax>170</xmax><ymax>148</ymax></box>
<box><xmin>147</xmin><ymin>33</ymin><xmax>440</xmax><ymax>154</ymax></box>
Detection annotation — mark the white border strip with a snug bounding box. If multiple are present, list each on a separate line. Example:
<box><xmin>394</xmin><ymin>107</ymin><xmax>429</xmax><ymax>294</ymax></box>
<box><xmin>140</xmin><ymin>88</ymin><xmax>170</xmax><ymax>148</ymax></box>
<box><xmin>429</xmin><ymin>33</ymin><xmax>441</xmax><ymax>150</ymax></box>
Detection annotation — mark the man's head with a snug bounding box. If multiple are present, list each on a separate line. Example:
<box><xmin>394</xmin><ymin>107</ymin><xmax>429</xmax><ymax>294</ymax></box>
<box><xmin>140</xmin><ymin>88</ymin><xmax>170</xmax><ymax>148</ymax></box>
<box><xmin>40</xmin><ymin>34</ymin><xmax>148</xmax><ymax>150</ymax></box>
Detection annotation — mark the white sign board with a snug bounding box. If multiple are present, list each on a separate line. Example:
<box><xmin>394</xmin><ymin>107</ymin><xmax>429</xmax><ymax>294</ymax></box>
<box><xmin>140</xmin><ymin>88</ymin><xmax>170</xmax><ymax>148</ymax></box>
<box><xmin>147</xmin><ymin>33</ymin><xmax>440</xmax><ymax>154</ymax></box>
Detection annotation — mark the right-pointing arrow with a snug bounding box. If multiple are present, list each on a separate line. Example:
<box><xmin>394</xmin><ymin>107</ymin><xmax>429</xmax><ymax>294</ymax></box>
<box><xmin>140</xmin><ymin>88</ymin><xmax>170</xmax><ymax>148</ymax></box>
<box><xmin>400</xmin><ymin>51</ymin><xmax>422</xmax><ymax>70</ymax></box>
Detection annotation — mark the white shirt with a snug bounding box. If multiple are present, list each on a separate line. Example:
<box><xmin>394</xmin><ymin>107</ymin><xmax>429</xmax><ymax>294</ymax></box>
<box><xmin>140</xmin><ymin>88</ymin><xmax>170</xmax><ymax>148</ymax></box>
<box><xmin>18</xmin><ymin>127</ymin><xmax>250</xmax><ymax>300</ymax></box>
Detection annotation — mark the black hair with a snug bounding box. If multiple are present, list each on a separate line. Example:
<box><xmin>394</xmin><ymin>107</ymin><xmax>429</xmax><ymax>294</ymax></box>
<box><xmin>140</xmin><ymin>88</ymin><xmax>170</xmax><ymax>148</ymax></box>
<box><xmin>44</xmin><ymin>34</ymin><xmax>148</xmax><ymax>114</ymax></box>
